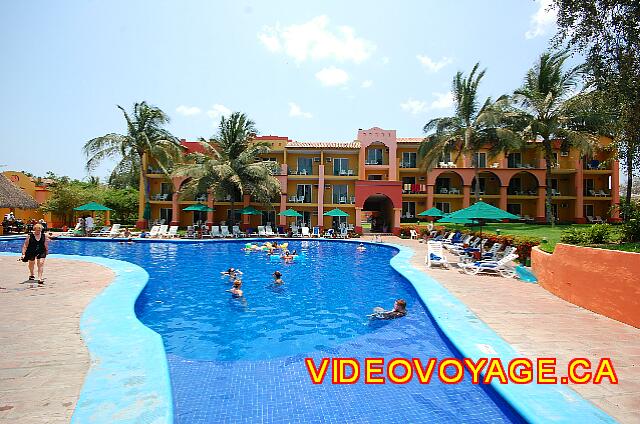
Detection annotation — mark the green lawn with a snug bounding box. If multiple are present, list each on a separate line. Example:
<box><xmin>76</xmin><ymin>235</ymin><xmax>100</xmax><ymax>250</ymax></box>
<box><xmin>588</xmin><ymin>243</ymin><xmax>640</xmax><ymax>253</ymax></box>
<box><xmin>401</xmin><ymin>222</ymin><xmax>592</xmax><ymax>252</ymax></box>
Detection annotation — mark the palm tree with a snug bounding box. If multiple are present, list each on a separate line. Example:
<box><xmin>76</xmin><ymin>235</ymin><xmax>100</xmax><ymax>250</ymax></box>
<box><xmin>418</xmin><ymin>63</ymin><xmax>521</xmax><ymax>201</ymax></box>
<box><xmin>511</xmin><ymin>51</ymin><xmax>601</xmax><ymax>224</ymax></box>
<box><xmin>83</xmin><ymin>101</ymin><xmax>182</xmax><ymax>225</ymax></box>
<box><xmin>174</xmin><ymin>112</ymin><xmax>280</xmax><ymax>225</ymax></box>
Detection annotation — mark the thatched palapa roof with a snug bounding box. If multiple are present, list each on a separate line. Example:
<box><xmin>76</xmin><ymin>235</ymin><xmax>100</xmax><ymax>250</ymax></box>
<box><xmin>0</xmin><ymin>174</ymin><xmax>39</xmax><ymax>209</ymax></box>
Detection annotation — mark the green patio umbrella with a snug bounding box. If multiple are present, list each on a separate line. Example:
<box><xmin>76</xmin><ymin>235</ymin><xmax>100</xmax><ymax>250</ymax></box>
<box><xmin>239</xmin><ymin>206</ymin><xmax>262</xmax><ymax>215</ymax></box>
<box><xmin>437</xmin><ymin>215</ymin><xmax>479</xmax><ymax>224</ymax></box>
<box><xmin>323</xmin><ymin>208</ymin><xmax>350</xmax><ymax>217</ymax></box>
<box><xmin>143</xmin><ymin>201</ymin><xmax>151</xmax><ymax>221</ymax></box>
<box><xmin>418</xmin><ymin>207</ymin><xmax>444</xmax><ymax>218</ymax></box>
<box><xmin>183</xmin><ymin>203</ymin><xmax>215</xmax><ymax>212</ymax></box>
<box><xmin>73</xmin><ymin>201</ymin><xmax>113</xmax><ymax>211</ymax></box>
<box><xmin>278</xmin><ymin>208</ymin><xmax>303</xmax><ymax>217</ymax></box>
<box><xmin>438</xmin><ymin>201</ymin><xmax>519</xmax><ymax>233</ymax></box>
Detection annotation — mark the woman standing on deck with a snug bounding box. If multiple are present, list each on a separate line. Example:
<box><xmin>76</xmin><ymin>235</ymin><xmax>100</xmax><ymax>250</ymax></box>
<box><xmin>20</xmin><ymin>223</ymin><xmax>49</xmax><ymax>284</ymax></box>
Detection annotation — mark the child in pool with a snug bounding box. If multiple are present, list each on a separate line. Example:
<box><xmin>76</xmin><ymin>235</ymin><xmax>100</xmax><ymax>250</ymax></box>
<box><xmin>221</xmin><ymin>268</ymin><xmax>242</xmax><ymax>278</ymax></box>
<box><xmin>227</xmin><ymin>279</ymin><xmax>243</xmax><ymax>297</ymax></box>
<box><xmin>273</xmin><ymin>271</ymin><xmax>284</xmax><ymax>285</ymax></box>
<box><xmin>370</xmin><ymin>299</ymin><xmax>407</xmax><ymax>320</ymax></box>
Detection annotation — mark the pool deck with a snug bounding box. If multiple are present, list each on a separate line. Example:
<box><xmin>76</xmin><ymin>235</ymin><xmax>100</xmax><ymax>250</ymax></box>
<box><xmin>0</xmin><ymin>256</ymin><xmax>115</xmax><ymax>423</ymax></box>
<box><xmin>386</xmin><ymin>236</ymin><xmax>640</xmax><ymax>424</ymax></box>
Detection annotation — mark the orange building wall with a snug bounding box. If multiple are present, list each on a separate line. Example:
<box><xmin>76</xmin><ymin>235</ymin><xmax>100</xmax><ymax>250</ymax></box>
<box><xmin>532</xmin><ymin>245</ymin><xmax>640</xmax><ymax>328</ymax></box>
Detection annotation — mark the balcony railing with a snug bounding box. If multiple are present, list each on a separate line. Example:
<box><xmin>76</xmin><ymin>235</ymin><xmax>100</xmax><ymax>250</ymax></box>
<box><xmin>585</xmin><ymin>189</ymin><xmax>611</xmax><ymax>197</ymax></box>
<box><xmin>288</xmin><ymin>169</ymin><xmax>315</xmax><ymax>175</ymax></box>
<box><xmin>399</xmin><ymin>161</ymin><xmax>417</xmax><ymax>168</ymax></box>
<box><xmin>508</xmin><ymin>188</ymin><xmax>538</xmax><ymax>195</ymax></box>
<box><xmin>288</xmin><ymin>195</ymin><xmax>313</xmax><ymax>203</ymax></box>
<box><xmin>151</xmin><ymin>193</ymin><xmax>171</xmax><ymax>201</ymax></box>
<box><xmin>332</xmin><ymin>196</ymin><xmax>356</xmax><ymax>204</ymax></box>
<box><xmin>333</xmin><ymin>169</ymin><xmax>356</xmax><ymax>176</ymax></box>
<box><xmin>583</xmin><ymin>160</ymin><xmax>611</xmax><ymax>170</ymax></box>
<box><xmin>365</xmin><ymin>159</ymin><xmax>387</xmax><ymax>165</ymax></box>
<box><xmin>436</xmin><ymin>187</ymin><xmax>461</xmax><ymax>194</ymax></box>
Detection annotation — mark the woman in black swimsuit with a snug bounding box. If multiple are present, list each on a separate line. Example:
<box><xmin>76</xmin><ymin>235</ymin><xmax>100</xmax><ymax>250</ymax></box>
<box><xmin>21</xmin><ymin>223</ymin><xmax>49</xmax><ymax>284</ymax></box>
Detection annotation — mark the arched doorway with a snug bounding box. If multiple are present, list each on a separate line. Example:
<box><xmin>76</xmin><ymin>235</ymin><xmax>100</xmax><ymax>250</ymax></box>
<box><xmin>363</xmin><ymin>194</ymin><xmax>394</xmax><ymax>233</ymax></box>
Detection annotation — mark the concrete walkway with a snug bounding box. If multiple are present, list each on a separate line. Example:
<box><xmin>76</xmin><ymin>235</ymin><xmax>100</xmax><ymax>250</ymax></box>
<box><xmin>386</xmin><ymin>236</ymin><xmax>640</xmax><ymax>424</ymax></box>
<box><xmin>0</xmin><ymin>256</ymin><xmax>114</xmax><ymax>424</ymax></box>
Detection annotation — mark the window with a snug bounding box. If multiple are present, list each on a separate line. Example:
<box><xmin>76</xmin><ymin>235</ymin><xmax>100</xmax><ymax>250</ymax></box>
<box><xmin>333</xmin><ymin>158</ymin><xmax>349</xmax><ymax>175</ymax></box>
<box><xmin>160</xmin><ymin>208</ymin><xmax>172</xmax><ymax>223</ymax></box>
<box><xmin>227</xmin><ymin>209</ymin><xmax>241</xmax><ymax>223</ymax></box>
<box><xmin>297</xmin><ymin>157</ymin><xmax>313</xmax><ymax>174</ymax></box>
<box><xmin>471</xmin><ymin>178</ymin><xmax>486</xmax><ymax>194</ymax></box>
<box><xmin>507</xmin><ymin>153</ymin><xmax>521</xmax><ymax>168</ymax></box>
<box><xmin>435</xmin><ymin>202</ymin><xmax>450</xmax><ymax>213</ymax></box>
<box><xmin>332</xmin><ymin>184</ymin><xmax>348</xmax><ymax>204</ymax></box>
<box><xmin>583</xmin><ymin>204</ymin><xmax>594</xmax><ymax>218</ymax></box>
<box><xmin>401</xmin><ymin>152</ymin><xmax>417</xmax><ymax>168</ymax></box>
<box><xmin>368</xmin><ymin>174</ymin><xmax>383</xmax><ymax>180</ymax></box>
<box><xmin>435</xmin><ymin>177</ymin><xmax>450</xmax><ymax>191</ymax></box>
<box><xmin>507</xmin><ymin>204</ymin><xmax>521</xmax><ymax>215</ymax></box>
<box><xmin>402</xmin><ymin>201</ymin><xmax>416</xmax><ymax>218</ymax></box>
<box><xmin>474</xmin><ymin>152</ymin><xmax>487</xmax><ymax>168</ymax></box>
<box><xmin>367</xmin><ymin>148</ymin><xmax>383</xmax><ymax>165</ymax></box>
<box><xmin>298</xmin><ymin>211</ymin><xmax>312</xmax><ymax>227</ymax></box>
<box><xmin>402</xmin><ymin>176</ymin><xmax>416</xmax><ymax>185</ymax></box>
<box><xmin>584</xmin><ymin>179</ymin><xmax>595</xmax><ymax>196</ymax></box>
<box><xmin>439</xmin><ymin>152</ymin><xmax>451</xmax><ymax>163</ymax></box>
<box><xmin>160</xmin><ymin>182</ymin><xmax>172</xmax><ymax>195</ymax></box>
<box><xmin>508</xmin><ymin>177</ymin><xmax>521</xmax><ymax>194</ymax></box>
<box><xmin>296</xmin><ymin>184</ymin><xmax>313</xmax><ymax>203</ymax></box>
<box><xmin>261</xmin><ymin>210</ymin><xmax>276</xmax><ymax>225</ymax></box>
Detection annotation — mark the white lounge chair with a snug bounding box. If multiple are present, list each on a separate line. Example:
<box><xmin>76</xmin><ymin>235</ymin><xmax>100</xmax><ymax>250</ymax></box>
<box><xmin>185</xmin><ymin>226</ymin><xmax>196</xmax><ymax>238</ymax></box>
<box><xmin>461</xmin><ymin>253</ymin><xmax>519</xmax><ymax>278</ymax></box>
<box><xmin>311</xmin><ymin>227</ymin><xmax>320</xmax><ymax>237</ymax></box>
<box><xmin>426</xmin><ymin>241</ymin><xmax>450</xmax><ymax>269</ymax></box>
<box><xmin>221</xmin><ymin>226</ymin><xmax>230</xmax><ymax>237</ymax></box>
<box><xmin>301</xmin><ymin>226</ymin><xmax>310</xmax><ymax>237</ymax></box>
<box><xmin>154</xmin><ymin>225</ymin><xmax>168</xmax><ymax>238</ymax></box>
<box><xmin>165</xmin><ymin>225</ymin><xmax>179</xmax><ymax>238</ymax></box>
<box><xmin>265</xmin><ymin>225</ymin><xmax>275</xmax><ymax>236</ymax></box>
<box><xmin>595</xmin><ymin>216</ymin><xmax>605</xmax><ymax>224</ymax></box>
<box><xmin>147</xmin><ymin>225</ymin><xmax>160</xmax><ymax>238</ymax></box>
<box><xmin>208</xmin><ymin>226</ymin><xmax>219</xmax><ymax>237</ymax></box>
<box><xmin>339</xmin><ymin>227</ymin><xmax>348</xmax><ymax>238</ymax></box>
<box><xmin>108</xmin><ymin>224</ymin><xmax>122</xmax><ymax>237</ymax></box>
<box><xmin>232</xmin><ymin>226</ymin><xmax>244</xmax><ymax>237</ymax></box>
<box><xmin>291</xmin><ymin>225</ymin><xmax>300</xmax><ymax>237</ymax></box>
<box><xmin>96</xmin><ymin>226</ymin><xmax>111</xmax><ymax>237</ymax></box>
<box><xmin>258</xmin><ymin>226</ymin><xmax>266</xmax><ymax>236</ymax></box>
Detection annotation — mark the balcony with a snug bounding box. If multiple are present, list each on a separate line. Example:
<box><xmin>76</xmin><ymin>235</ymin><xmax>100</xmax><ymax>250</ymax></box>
<box><xmin>331</xmin><ymin>196</ymin><xmax>356</xmax><ymax>204</ymax></box>
<box><xmin>435</xmin><ymin>187</ymin><xmax>462</xmax><ymax>195</ymax></box>
<box><xmin>332</xmin><ymin>169</ymin><xmax>356</xmax><ymax>176</ymax></box>
<box><xmin>583</xmin><ymin>159</ymin><xmax>611</xmax><ymax>171</ymax></box>
<box><xmin>403</xmin><ymin>183</ymin><xmax>428</xmax><ymax>194</ymax></box>
<box><xmin>584</xmin><ymin>189</ymin><xmax>612</xmax><ymax>198</ymax></box>
<box><xmin>399</xmin><ymin>161</ymin><xmax>417</xmax><ymax>169</ymax></box>
<box><xmin>287</xmin><ymin>195</ymin><xmax>314</xmax><ymax>204</ymax></box>
<box><xmin>150</xmin><ymin>193</ymin><xmax>171</xmax><ymax>201</ymax></box>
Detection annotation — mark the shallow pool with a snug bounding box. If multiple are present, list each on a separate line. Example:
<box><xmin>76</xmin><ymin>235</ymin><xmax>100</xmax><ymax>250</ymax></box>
<box><xmin>0</xmin><ymin>238</ymin><xmax>523</xmax><ymax>423</ymax></box>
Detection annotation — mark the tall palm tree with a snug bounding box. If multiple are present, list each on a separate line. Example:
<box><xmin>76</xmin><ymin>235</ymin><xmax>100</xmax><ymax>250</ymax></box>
<box><xmin>83</xmin><ymin>102</ymin><xmax>182</xmax><ymax>225</ymax></box>
<box><xmin>511</xmin><ymin>51</ymin><xmax>600</xmax><ymax>224</ymax></box>
<box><xmin>174</xmin><ymin>112</ymin><xmax>280</xmax><ymax>225</ymax></box>
<box><xmin>418</xmin><ymin>63</ymin><xmax>521</xmax><ymax>201</ymax></box>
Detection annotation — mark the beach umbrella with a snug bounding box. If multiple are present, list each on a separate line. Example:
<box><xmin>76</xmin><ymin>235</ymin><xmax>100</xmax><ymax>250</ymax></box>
<box><xmin>418</xmin><ymin>207</ymin><xmax>444</xmax><ymax>218</ymax></box>
<box><xmin>183</xmin><ymin>203</ymin><xmax>215</xmax><ymax>212</ymax></box>
<box><xmin>436</xmin><ymin>215</ymin><xmax>478</xmax><ymax>224</ymax></box>
<box><xmin>323</xmin><ymin>208</ymin><xmax>350</xmax><ymax>217</ymax></box>
<box><xmin>73</xmin><ymin>201</ymin><xmax>113</xmax><ymax>211</ymax></box>
<box><xmin>438</xmin><ymin>201</ymin><xmax>519</xmax><ymax>233</ymax></box>
<box><xmin>278</xmin><ymin>208</ymin><xmax>303</xmax><ymax>217</ymax></box>
<box><xmin>0</xmin><ymin>174</ymin><xmax>39</xmax><ymax>209</ymax></box>
<box><xmin>143</xmin><ymin>201</ymin><xmax>152</xmax><ymax>221</ymax></box>
<box><xmin>239</xmin><ymin>206</ymin><xmax>262</xmax><ymax>215</ymax></box>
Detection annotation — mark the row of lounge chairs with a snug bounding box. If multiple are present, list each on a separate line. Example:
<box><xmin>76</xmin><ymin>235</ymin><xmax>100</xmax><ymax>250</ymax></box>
<box><xmin>64</xmin><ymin>223</ymin><xmax>125</xmax><ymax>237</ymax></box>
<box><xmin>144</xmin><ymin>224</ymin><xmax>353</xmax><ymax>239</ymax></box>
<box><xmin>425</xmin><ymin>233</ymin><xmax>520</xmax><ymax>278</ymax></box>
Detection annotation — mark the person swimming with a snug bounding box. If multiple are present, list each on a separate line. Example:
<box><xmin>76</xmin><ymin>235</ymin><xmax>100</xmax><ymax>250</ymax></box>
<box><xmin>227</xmin><ymin>279</ymin><xmax>243</xmax><ymax>297</ymax></box>
<box><xmin>221</xmin><ymin>268</ymin><xmax>243</xmax><ymax>278</ymax></box>
<box><xmin>281</xmin><ymin>250</ymin><xmax>294</xmax><ymax>263</ymax></box>
<box><xmin>356</xmin><ymin>243</ymin><xmax>366</xmax><ymax>251</ymax></box>
<box><xmin>273</xmin><ymin>271</ymin><xmax>284</xmax><ymax>285</ymax></box>
<box><xmin>369</xmin><ymin>299</ymin><xmax>407</xmax><ymax>320</ymax></box>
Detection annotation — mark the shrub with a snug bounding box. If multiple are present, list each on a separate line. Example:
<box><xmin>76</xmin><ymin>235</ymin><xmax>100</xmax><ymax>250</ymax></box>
<box><xmin>583</xmin><ymin>224</ymin><xmax>613</xmax><ymax>244</ymax></box>
<box><xmin>617</xmin><ymin>200</ymin><xmax>640</xmax><ymax>243</ymax></box>
<box><xmin>560</xmin><ymin>227</ymin><xmax>585</xmax><ymax>244</ymax></box>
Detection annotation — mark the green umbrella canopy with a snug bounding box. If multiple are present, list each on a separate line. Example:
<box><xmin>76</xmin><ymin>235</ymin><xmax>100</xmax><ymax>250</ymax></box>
<box><xmin>73</xmin><ymin>201</ymin><xmax>113</xmax><ymax>211</ymax></box>
<box><xmin>323</xmin><ymin>208</ymin><xmax>350</xmax><ymax>217</ymax></box>
<box><xmin>437</xmin><ymin>215</ymin><xmax>478</xmax><ymax>224</ymax></box>
<box><xmin>418</xmin><ymin>207</ymin><xmax>444</xmax><ymax>217</ymax></box>
<box><xmin>445</xmin><ymin>201</ymin><xmax>520</xmax><ymax>221</ymax></box>
<box><xmin>239</xmin><ymin>206</ymin><xmax>262</xmax><ymax>215</ymax></box>
<box><xmin>278</xmin><ymin>208</ymin><xmax>303</xmax><ymax>217</ymax></box>
<box><xmin>143</xmin><ymin>201</ymin><xmax>151</xmax><ymax>220</ymax></box>
<box><xmin>183</xmin><ymin>203</ymin><xmax>215</xmax><ymax>212</ymax></box>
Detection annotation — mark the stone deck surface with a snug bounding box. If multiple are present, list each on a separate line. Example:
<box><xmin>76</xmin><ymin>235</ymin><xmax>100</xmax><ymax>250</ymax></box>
<box><xmin>0</xmin><ymin>256</ymin><xmax>114</xmax><ymax>424</ymax></box>
<box><xmin>387</xmin><ymin>236</ymin><xmax>640</xmax><ymax>424</ymax></box>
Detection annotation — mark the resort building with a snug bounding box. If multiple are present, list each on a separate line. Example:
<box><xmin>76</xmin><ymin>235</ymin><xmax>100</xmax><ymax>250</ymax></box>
<box><xmin>1</xmin><ymin>171</ymin><xmax>60</xmax><ymax>226</ymax></box>
<box><xmin>142</xmin><ymin>127</ymin><xmax>621</xmax><ymax>234</ymax></box>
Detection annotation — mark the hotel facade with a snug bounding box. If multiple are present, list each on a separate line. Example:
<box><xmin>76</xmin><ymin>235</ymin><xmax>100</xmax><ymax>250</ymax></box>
<box><xmin>141</xmin><ymin>127</ymin><xmax>620</xmax><ymax>235</ymax></box>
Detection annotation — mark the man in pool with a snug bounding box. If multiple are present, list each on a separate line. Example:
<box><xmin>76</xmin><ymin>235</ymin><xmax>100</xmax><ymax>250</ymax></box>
<box><xmin>356</xmin><ymin>243</ymin><xmax>366</xmax><ymax>251</ymax></box>
<box><xmin>221</xmin><ymin>268</ymin><xmax>242</xmax><ymax>279</ymax></box>
<box><xmin>370</xmin><ymin>299</ymin><xmax>407</xmax><ymax>320</ymax></box>
<box><xmin>226</xmin><ymin>279</ymin><xmax>243</xmax><ymax>297</ymax></box>
<box><xmin>273</xmin><ymin>271</ymin><xmax>283</xmax><ymax>285</ymax></box>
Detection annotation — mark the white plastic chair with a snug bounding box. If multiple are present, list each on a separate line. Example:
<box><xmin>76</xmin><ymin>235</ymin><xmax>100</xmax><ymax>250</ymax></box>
<box><xmin>426</xmin><ymin>241</ymin><xmax>449</xmax><ymax>269</ymax></box>
<box><xmin>461</xmin><ymin>253</ymin><xmax>518</xmax><ymax>278</ymax></box>
<box><xmin>258</xmin><ymin>226</ymin><xmax>266</xmax><ymax>236</ymax></box>
<box><xmin>232</xmin><ymin>225</ymin><xmax>244</xmax><ymax>237</ymax></box>
<box><xmin>265</xmin><ymin>225</ymin><xmax>275</xmax><ymax>236</ymax></box>
<box><xmin>221</xmin><ymin>226</ymin><xmax>230</xmax><ymax>237</ymax></box>
<box><xmin>211</xmin><ymin>226</ymin><xmax>221</xmax><ymax>237</ymax></box>
<box><xmin>409</xmin><ymin>229</ymin><xmax>418</xmax><ymax>240</ymax></box>
<box><xmin>301</xmin><ymin>226</ymin><xmax>310</xmax><ymax>237</ymax></box>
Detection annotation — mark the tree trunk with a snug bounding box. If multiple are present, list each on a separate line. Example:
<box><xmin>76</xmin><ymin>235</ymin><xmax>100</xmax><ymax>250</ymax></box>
<box><xmin>543</xmin><ymin>141</ymin><xmax>554</xmax><ymax>227</ymax></box>
<box><xmin>139</xmin><ymin>153</ymin><xmax>149</xmax><ymax>228</ymax></box>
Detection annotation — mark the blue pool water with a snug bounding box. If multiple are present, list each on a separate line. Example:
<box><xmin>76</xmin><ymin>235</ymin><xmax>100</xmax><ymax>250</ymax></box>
<box><xmin>0</xmin><ymin>238</ymin><xmax>523</xmax><ymax>423</ymax></box>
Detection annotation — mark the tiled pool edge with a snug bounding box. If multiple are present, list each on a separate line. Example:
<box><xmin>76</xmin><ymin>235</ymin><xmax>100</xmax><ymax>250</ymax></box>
<box><xmin>0</xmin><ymin>252</ymin><xmax>174</xmax><ymax>424</ymax></box>
<box><xmin>386</xmin><ymin>243</ymin><xmax>616</xmax><ymax>424</ymax></box>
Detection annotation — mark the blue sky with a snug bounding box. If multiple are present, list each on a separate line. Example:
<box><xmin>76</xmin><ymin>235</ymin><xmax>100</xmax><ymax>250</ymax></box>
<box><xmin>0</xmin><ymin>0</ymin><xmax>558</xmax><ymax>180</ymax></box>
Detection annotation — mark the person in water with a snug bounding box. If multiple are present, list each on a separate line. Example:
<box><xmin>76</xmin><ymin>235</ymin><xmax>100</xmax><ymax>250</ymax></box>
<box><xmin>221</xmin><ymin>268</ymin><xmax>242</xmax><ymax>278</ymax></box>
<box><xmin>356</xmin><ymin>243</ymin><xmax>366</xmax><ymax>251</ymax></box>
<box><xmin>273</xmin><ymin>271</ymin><xmax>284</xmax><ymax>285</ymax></box>
<box><xmin>371</xmin><ymin>299</ymin><xmax>407</xmax><ymax>320</ymax></box>
<box><xmin>227</xmin><ymin>279</ymin><xmax>243</xmax><ymax>297</ymax></box>
<box><xmin>21</xmin><ymin>223</ymin><xmax>49</xmax><ymax>284</ymax></box>
<box><xmin>281</xmin><ymin>250</ymin><xmax>294</xmax><ymax>263</ymax></box>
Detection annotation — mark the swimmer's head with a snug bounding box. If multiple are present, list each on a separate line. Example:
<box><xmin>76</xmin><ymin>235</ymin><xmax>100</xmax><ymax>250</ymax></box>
<box><xmin>233</xmin><ymin>280</ymin><xmax>242</xmax><ymax>288</ymax></box>
<box><xmin>273</xmin><ymin>271</ymin><xmax>282</xmax><ymax>278</ymax></box>
<box><xmin>394</xmin><ymin>299</ymin><xmax>407</xmax><ymax>312</ymax></box>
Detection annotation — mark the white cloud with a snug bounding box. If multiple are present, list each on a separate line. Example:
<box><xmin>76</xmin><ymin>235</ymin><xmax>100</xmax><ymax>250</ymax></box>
<box><xmin>175</xmin><ymin>105</ymin><xmax>201</xmax><ymax>116</ymax></box>
<box><xmin>315</xmin><ymin>66</ymin><xmax>349</xmax><ymax>86</ymax></box>
<box><xmin>525</xmin><ymin>0</ymin><xmax>557</xmax><ymax>39</ymax></box>
<box><xmin>400</xmin><ymin>99</ymin><xmax>427</xmax><ymax>115</ymax></box>
<box><xmin>361</xmin><ymin>80</ymin><xmax>373</xmax><ymax>88</ymax></box>
<box><xmin>430</xmin><ymin>92</ymin><xmax>455</xmax><ymax>109</ymax></box>
<box><xmin>206</xmin><ymin>104</ymin><xmax>231</xmax><ymax>120</ymax></box>
<box><xmin>381</xmin><ymin>56</ymin><xmax>390</xmax><ymax>65</ymax></box>
<box><xmin>257</xmin><ymin>15</ymin><xmax>376</xmax><ymax>64</ymax></box>
<box><xmin>416</xmin><ymin>54</ymin><xmax>453</xmax><ymax>72</ymax></box>
<box><xmin>288</xmin><ymin>102</ymin><xmax>312</xmax><ymax>118</ymax></box>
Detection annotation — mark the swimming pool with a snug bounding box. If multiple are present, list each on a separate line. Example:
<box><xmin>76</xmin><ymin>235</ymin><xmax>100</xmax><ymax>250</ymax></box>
<box><xmin>0</xmin><ymin>238</ymin><xmax>523</xmax><ymax>423</ymax></box>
